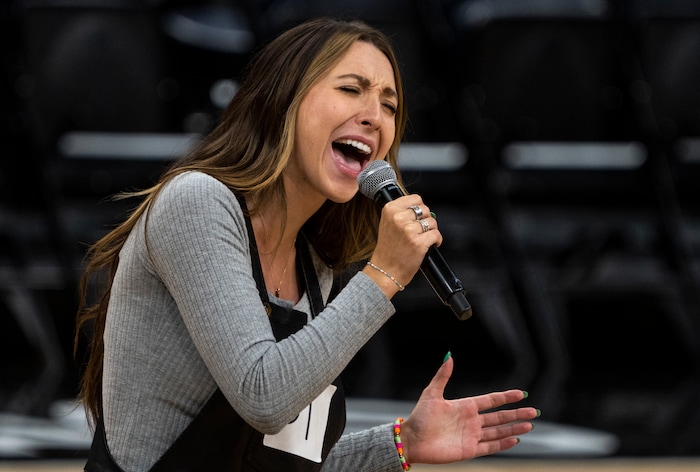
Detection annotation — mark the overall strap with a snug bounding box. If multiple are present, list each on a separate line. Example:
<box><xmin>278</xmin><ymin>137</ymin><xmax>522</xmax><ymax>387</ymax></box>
<box><xmin>237</xmin><ymin>195</ymin><xmax>272</xmax><ymax>312</ymax></box>
<box><xmin>295</xmin><ymin>233</ymin><xmax>324</xmax><ymax>318</ymax></box>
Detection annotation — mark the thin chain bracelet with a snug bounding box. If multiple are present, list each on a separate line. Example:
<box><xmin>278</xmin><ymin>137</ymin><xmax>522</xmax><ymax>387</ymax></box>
<box><xmin>366</xmin><ymin>261</ymin><xmax>405</xmax><ymax>291</ymax></box>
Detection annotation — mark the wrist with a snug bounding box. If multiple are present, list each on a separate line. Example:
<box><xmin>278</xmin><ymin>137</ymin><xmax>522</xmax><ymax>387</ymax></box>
<box><xmin>363</xmin><ymin>262</ymin><xmax>404</xmax><ymax>297</ymax></box>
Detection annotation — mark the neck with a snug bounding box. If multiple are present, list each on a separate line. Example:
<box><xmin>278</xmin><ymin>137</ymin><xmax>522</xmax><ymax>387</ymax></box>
<box><xmin>245</xmin><ymin>179</ymin><xmax>325</xmax><ymax>302</ymax></box>
<box><xmin>246</xmin><ymin>182</ymin><xmax>325</xmax><ymax>255</ymax></box>
<box><xmin>249</xmin><ymin>209</ymin><xmax>299</xmax><ymax>257</ymax></box>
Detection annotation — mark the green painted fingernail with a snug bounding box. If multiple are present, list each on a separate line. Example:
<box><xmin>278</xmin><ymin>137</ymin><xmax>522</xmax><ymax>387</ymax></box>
<box><xmin>443</xmin><ymin>351</ymin><xmax>452</xmax><ymax>363</ymax></box>
<box><xmin>536</xmin><ymin>409</ymin><xmax>542</xmax><ymax>417</ymax></box>
<box><xmin>522</xmin><ymin>390</ymin><xmax>529</xmax><ymax>399</ymax></box>
<box><xmin>430</xmin><ymin>211</ymin><xmax>437</xmax><ymax>219</ymax></box>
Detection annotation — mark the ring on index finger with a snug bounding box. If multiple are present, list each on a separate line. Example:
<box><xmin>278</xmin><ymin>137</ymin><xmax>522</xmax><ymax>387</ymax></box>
<box><xmin>419</xmin><ymin>218</ymin><xmax>430</xmax><ymax>233</ymax></box>
<box><xmin>410</xmin><ymin>205</ymin><xmax>424</xmax><ymax>220</ymax></box>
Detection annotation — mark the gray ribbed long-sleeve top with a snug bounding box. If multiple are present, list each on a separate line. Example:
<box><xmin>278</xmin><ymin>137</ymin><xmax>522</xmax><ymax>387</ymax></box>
<box><xmin>101</xmin><ymin>171</ymin><xmax>404</xmax><ymax>471</ymax></box>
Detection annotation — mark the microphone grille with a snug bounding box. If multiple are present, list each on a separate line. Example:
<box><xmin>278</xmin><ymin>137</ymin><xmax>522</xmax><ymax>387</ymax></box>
<box><xmin>357</xmin><ymin>160</ymin><xmax>397</xmax><ymax>198</ymax></box>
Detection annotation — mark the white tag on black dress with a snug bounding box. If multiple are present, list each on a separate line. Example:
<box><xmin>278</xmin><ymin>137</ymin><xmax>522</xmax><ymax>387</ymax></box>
<box><xmin>262</xmin><ymin>385</ymin><xmax>338</xmax><ymax>463</ymax></box>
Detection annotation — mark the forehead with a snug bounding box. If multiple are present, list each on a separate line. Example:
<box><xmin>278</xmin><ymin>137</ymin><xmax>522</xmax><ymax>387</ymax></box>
<box><xmin>330</xmin><ymin>41</ymin><xmax>397</xmax><ymax>90</ymax></box>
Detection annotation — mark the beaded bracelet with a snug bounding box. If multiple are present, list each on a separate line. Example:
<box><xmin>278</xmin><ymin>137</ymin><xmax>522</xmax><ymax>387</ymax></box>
<box><xmin>393</xmin><ymin>417</ymin><xmax>411</xmax><ymax>471</ymax></box>
<box><xmin>366</xmin><ymin>261</ymin><xmax>405</xmax><ymax>291</ymax></box>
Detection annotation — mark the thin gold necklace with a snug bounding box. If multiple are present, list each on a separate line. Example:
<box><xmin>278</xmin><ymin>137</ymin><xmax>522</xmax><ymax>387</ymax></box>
<box><xmin>274</xmin><ymin>242</ymin><xmax>295</xmax><ymax>298</ymax></box>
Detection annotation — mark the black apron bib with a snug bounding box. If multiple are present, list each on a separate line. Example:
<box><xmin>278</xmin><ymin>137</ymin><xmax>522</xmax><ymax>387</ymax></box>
<box><xmin>85</xmin><ymin>203</ymin><xmax>346</xmax><ymax>471</ymax></box>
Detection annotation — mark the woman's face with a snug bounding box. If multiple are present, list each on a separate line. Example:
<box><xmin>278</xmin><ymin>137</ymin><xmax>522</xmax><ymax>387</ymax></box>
<box><xmin>288</xmin><ymin>40</ymin><xmax>398</xmax><ymax>205</ymax></box>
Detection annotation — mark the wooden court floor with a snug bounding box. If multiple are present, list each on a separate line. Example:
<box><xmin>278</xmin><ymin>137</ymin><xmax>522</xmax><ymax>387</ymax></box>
<box><xmin>2</xmin><ymin>458</ymin><xmax>700</xmax><ymax>471</ymax></box>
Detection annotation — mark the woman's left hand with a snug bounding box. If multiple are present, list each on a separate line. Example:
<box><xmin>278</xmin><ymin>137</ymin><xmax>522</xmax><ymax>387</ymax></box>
<box><xmin>399</xmin><ymin>354</ymin><xmax>538</xmax><ymax>465</ymax></box>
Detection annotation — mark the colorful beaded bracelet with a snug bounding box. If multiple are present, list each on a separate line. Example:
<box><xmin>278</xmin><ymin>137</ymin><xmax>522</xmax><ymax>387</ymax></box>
<box><xmin>393</xmin><ymin>417</ymin><xmax>411</xmax><ymax>471</ymax></box>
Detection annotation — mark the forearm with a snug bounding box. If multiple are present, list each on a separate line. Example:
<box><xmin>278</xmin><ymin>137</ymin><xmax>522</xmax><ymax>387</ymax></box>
<box><xmin>322</xmin><ymin>423</ymin><xmax>403</xmax><ymax>472</ymax></box>
<box><xmin>227</xmin><ymin>272</ymin><xmax>395</xmax><ymax>432</ymax></box>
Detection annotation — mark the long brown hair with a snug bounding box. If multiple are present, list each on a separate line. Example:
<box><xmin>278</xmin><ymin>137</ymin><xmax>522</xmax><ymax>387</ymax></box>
<box><xmin>74</xmin><ymin>17</ymin><xmax>408</xmax><ymax>425</ymax></box>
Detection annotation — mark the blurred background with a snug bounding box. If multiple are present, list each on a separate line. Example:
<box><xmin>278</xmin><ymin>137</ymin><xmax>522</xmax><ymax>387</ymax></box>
<box><xmin>1</xmin><ymin>0</ymin><xmax>700</xmax><ymax>464</ymax></box>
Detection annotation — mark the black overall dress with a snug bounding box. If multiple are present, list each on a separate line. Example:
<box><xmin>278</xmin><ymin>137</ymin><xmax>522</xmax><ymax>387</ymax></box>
<box><xmin>85</xmin><ymin>207</ymin><xmax>346</xmax><ymax>471</ymax></box>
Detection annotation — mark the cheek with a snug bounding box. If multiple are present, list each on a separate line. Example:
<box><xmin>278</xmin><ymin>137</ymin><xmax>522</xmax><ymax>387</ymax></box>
<box><xmin>381</xmin><ymin>126</ymin><xmax>397</xmax><ymax>156</ymax></box>
<box><xmin>299</xmin><ymin>105</ymin><xmax>329</xmax><ymax>144</ymax></box>
<box><xmin>296</xmin><ymin>113</ymin><xmax>321</xmax><ymax>151</ymax></box>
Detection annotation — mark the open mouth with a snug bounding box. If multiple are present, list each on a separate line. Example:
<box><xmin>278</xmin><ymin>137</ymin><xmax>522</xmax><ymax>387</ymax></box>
<box><xmin>332</xmin><ymin>139</ymin><xmax>372</xmax><ymax>171</ymax></box>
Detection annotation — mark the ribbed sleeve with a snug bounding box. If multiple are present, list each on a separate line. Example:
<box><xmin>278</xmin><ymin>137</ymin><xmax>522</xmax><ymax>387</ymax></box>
<box><xmin>324</xmin><ymin>423</ymin><xmax>405</xmax><ymax>472</ymax></box>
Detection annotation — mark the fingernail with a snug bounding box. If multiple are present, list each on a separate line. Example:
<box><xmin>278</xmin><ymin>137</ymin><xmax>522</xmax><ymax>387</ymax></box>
<box><xmin>515</xmin><ymin>438</ymin><xmax>521</xmax><ymax>444</ymax></box>
<box><xmin>536</xmin><ymin>409</ymin><xmax>542</xmax><ymax>418</ymax></box>
<box><xmin>430</xmin><ymin>211</ymin><xmax>437</xmax><ymax>219</ymax></box>
<box><xmin>522</xmin><ymin>390</ymin><xmax>529</xmax><ymax>399</ymax></box>
<box><xmin>530</xmin><ymin>422</ymin><xmax>535</xmax><ymax>430</ymax></box>
<box><xmin>443</xmin><ymin>351</ymin><xmax>452</xmax><ymax>363</ymax></box>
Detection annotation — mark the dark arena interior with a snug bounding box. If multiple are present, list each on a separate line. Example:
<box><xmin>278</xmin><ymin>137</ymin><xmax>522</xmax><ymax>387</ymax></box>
<box><xmin>1</xmin><ymin>0</ymin><xmax>700</xmax><ymax>469</ymax></box>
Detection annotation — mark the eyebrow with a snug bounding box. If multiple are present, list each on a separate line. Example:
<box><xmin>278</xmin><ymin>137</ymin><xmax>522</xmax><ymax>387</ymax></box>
<box><xmin>337</xmin><ymin>73</ymin><xmax>398</xmax><ymax>100</ymax></box>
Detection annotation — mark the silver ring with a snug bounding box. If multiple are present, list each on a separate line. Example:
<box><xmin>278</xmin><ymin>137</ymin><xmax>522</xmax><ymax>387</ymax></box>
<box><xmin>419</xmin><ymin>218</ymin><xmax>430</xmax><ymax>233</ymax></box>
<box><xmin>410</xmin><ymin>205</ymin><xmax>424</xmax><ymax>220</ymax></box>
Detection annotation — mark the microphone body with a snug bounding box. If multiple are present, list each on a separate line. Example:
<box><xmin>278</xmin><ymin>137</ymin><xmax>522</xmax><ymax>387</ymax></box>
<box><xmin>358</xmin><ymin>161</ymin><xmax>472</xmax><ymax>320</ymax></box>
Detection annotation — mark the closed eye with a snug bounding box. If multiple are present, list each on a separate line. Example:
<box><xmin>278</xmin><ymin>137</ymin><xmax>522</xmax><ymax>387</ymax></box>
<box><xmin>339</xmin><ymin>86</ymin><xmax>360</xmax><ymax>94</ymax></box>
<box><xmin>338</xmin><ymin>84</ymin><xmax>397</xmax><ymax>115</ymax></box>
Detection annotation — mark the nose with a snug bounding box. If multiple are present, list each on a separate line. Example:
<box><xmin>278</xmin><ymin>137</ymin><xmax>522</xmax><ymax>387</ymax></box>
<box><xmin>358</xmin><ymin>97</ymin><xmax>383</xmax><ymax>129</ymax></box>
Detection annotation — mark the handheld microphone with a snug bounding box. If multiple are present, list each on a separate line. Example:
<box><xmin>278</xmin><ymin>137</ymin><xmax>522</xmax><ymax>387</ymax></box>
<box><xmin>357</xmin><ymin>160</ymin><xmax>472</xmax><ymax>320</ymax></box>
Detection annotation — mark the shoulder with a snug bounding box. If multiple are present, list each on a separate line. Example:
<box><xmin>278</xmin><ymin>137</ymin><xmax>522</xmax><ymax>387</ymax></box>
<box><xmin>161</xmin><ymin>170</ymin><xmax>233</xmax><ymax>200</ymax></box>
<box><xmin>145</xmin><ymin>171</ymin><xmax>247</xmax><ymax>249</ymax></box>
<box><xmin>155</xmin><ymin>171</ymin><xmax>243</xmax><ymax>218</ymax></box>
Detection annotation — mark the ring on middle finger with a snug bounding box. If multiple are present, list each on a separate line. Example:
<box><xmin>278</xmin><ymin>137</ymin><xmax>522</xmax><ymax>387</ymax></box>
<box><xmin>419</xmin><ymin>218</ymin><xmax>430</xmax><ymax>233</ymax></box>
<box><xmin>410</xmin><ymin>205</ymin><xmax>424</xmax><ymax>220</ymax></box>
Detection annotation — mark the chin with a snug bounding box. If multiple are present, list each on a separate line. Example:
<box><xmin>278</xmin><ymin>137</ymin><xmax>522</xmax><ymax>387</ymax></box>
<box><xmin>328</xmin><ymin>189</ymin><xmax>359</xmax><ymax>204</ymax></box>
